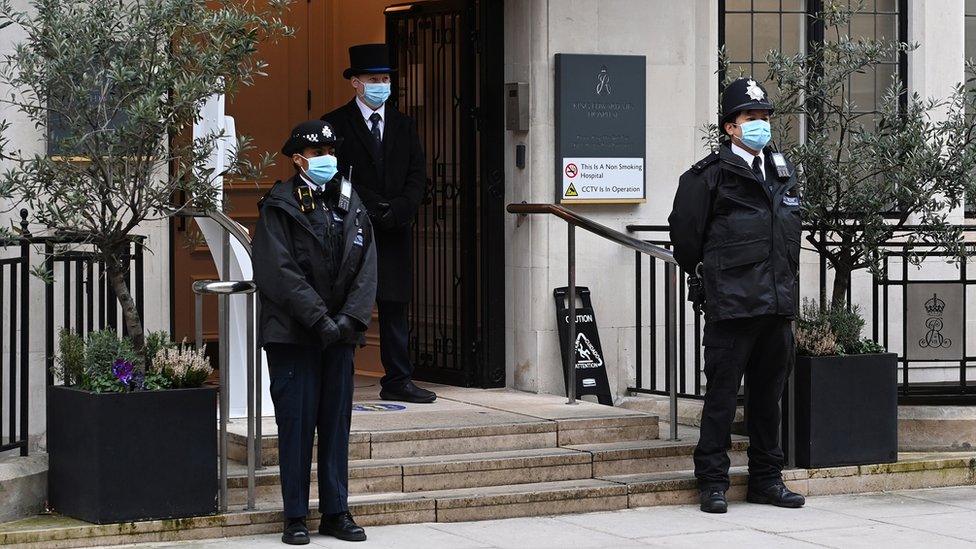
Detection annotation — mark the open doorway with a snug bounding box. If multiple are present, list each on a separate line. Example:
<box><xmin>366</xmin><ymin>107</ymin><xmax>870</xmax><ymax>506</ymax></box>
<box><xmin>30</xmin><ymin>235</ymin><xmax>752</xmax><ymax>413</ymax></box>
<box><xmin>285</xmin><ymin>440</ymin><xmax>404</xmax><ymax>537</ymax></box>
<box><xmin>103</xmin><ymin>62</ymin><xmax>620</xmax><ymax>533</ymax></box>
<box><xmin>169</xmin><ymin>0</ymin><xmax>504</xmax><ymax>386</ymax></box>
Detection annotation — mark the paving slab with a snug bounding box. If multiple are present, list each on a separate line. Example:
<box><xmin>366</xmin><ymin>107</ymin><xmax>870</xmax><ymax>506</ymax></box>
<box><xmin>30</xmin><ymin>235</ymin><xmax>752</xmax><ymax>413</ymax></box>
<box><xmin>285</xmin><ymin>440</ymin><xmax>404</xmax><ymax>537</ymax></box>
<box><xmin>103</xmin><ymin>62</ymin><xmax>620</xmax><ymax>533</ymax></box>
<box><xmin>877</xmin><ymin>510</ymin><xmax>976</xmax><ymax>542</ymax></box>
<box><xmin>426</xmin><ymin>515</ymin><xmax>640</xmax><ymax>549</ymax></box>
<box><xmin>783</xmin><ymin>523</ymin><xmax>976</xmax><ymax>549</ymax></box>
<box><xmin>805</xmin><ymin>491</ymin><xmax>967</xmax><ymax>519</ymax></box>
<box><xmin>551</xmin><ymin>506</ymin><xmax>737</xmax><ymax>540</ymax></box>
<box><xmin>898</xmin><ymin>485</ymin><xmax>976</xmax><ymax>510</ymax></box>
<box><xmin>638</xmin><ymin>529</ymin><xmax>825</xmax><ymax>548</ymax></box>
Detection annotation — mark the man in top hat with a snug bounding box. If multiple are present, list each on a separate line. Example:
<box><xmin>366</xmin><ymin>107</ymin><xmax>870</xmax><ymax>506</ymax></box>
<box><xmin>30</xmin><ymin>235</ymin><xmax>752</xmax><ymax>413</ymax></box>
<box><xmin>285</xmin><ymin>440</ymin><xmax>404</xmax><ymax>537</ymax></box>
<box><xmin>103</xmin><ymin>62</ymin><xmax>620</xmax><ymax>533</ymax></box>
<box><xmin>322</xmin><ymin>43</ymin><xmax>435</xmax><ymax>404</ymax></box>
<box><xmin>668</xmin><ymin>77</ymin><xmax>806</xmax><ymax>514</ymax></box>
<box><xmin>253</xmin><ymin>119</ymin><xmax>376</xmax><ymax>543</ymax></box>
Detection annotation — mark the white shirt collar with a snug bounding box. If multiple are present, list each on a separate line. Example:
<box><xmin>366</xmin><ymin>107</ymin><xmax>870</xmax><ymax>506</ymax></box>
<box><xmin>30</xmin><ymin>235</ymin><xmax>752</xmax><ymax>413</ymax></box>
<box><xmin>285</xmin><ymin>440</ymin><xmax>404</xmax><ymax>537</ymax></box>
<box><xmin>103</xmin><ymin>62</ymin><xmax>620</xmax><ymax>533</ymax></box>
<box><xmin>356</xmin><ymin>96</ymin><xmax>385</xmax><ymax>122</ymax></box>
<box><xmin>298</xmin><ymin>171</ymin><xmax>326</xmax><ymax>192</ymax></box>
<box><xmin>731</xmin><ymin>141</ymin><xmax>764</xmax><ymax>176</ymax></box>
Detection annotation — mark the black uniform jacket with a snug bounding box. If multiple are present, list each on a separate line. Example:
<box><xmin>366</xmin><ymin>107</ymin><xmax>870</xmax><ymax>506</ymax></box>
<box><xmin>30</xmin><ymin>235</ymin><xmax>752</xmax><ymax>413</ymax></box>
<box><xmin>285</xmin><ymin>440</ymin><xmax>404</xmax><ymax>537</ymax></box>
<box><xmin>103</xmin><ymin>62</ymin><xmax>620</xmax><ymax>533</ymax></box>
<box><xmin>322</xmin><ymin>99</ymin><xmax>426</xmax><ymax>303</ymax></box>
<box><xmin>668</xmin><ymin>144</ymin><xmax>801</xmax><ymax>322</ymax></box>
<box><xmin>253</xmin><ymin>174</ymin><xmax>378</xmax><ymax>347</ymax></box>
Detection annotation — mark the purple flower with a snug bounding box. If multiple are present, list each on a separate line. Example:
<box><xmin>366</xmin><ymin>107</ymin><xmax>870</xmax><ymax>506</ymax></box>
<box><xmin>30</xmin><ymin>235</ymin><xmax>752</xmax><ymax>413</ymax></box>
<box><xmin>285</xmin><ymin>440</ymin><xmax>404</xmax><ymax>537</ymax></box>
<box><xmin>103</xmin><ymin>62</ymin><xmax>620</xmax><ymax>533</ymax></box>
<box><xmin>112</xmin><ymin>358</ymin><xmax>133</xmax><ymax>386</ymax></box>
<box><xmin>130</xmin><ymin>369</ymin><xmax>145</xmax><ymax>391</ymax></box>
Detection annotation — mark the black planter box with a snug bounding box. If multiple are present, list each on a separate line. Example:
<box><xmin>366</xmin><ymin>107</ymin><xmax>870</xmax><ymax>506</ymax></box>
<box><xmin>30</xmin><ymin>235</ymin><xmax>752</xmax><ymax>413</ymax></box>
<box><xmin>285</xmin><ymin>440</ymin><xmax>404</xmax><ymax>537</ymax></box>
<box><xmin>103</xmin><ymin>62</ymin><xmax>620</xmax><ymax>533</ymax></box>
<box><xmin>793</xmin><ymin>353</ymin><xmax>898</xmax><ymax>469</ymax></box>
<box><xmin>47</xmin><ymin>385</ymin><xmax>217</xmax><ymax>524</ymax></box>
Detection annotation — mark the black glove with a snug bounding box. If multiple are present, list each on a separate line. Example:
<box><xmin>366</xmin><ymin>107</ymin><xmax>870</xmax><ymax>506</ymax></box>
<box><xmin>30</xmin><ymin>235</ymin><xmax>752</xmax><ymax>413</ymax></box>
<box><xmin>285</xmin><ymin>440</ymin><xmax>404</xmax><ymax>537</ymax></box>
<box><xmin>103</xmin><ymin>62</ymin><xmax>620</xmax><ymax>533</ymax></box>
<box><xmin>371</xmin><ymin>202</ymin><xmax>397</xmax><ymax>230</ymax></box>
<box><xmin>335</xmin><ymin>314</ymin><xmax>360</xmax><ymax>343</ymax></box>
<box><xmin>687</xmin><ymin>275</ymin><xmax>705</xmax><ymax>315</ymax></box>
<box><xmin>312</xmin><ymin>316</ymin><xmax>341</xmax><ymax>349</ymax></box>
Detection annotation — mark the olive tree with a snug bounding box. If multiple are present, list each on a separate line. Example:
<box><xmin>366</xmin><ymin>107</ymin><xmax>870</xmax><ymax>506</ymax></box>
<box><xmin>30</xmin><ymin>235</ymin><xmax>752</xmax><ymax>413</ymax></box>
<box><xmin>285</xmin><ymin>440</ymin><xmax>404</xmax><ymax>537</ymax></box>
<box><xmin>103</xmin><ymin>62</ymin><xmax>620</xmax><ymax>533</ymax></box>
<box><xmin>0</xmin><ymin>0</ymin><xmax>292</xmax><ymax>360</ymax></box>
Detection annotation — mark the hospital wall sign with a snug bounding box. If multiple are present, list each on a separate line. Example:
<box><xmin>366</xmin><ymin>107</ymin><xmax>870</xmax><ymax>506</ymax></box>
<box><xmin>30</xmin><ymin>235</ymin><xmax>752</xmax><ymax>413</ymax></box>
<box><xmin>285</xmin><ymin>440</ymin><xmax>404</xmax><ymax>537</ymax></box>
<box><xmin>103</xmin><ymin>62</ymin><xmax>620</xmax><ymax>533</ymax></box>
<box><xmin>554</xmin><ymin>53</ymin><xmax>646</xmax><ymax>204</ymax></box>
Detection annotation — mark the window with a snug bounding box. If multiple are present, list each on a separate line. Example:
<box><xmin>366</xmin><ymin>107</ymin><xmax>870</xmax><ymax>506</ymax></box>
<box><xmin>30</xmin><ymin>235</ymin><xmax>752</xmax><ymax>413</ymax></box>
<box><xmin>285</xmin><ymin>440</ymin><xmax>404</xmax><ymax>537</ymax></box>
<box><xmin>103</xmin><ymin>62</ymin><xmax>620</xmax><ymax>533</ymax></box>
<box><xmin>720</xmin><ymin>0</ymin><xmax>907</xmax><ymax>120</ymax></box>
<box><xmin>720</xmin><ymin>0</ymin><xmax>908</xmax><ymax>214</ymax></box>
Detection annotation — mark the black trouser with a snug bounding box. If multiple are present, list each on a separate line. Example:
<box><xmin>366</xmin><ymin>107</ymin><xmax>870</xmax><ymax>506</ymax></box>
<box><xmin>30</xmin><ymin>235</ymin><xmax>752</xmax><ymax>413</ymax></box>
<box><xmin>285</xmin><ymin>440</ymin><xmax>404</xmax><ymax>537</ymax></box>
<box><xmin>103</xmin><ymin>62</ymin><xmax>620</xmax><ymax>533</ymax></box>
<box><xmin>377</xmin><ymin>300</ymin><xmax>413</xmax><ymax>391</ymax></box>
<box><xmin>694</xmin><ymin>315</ymin><xmax>794</xmax><ymax>491</ymax></box>
<box><xmin>265</xmin><ymin>342</ymin><xmax>355</xmax><ymax>519</ymax></box>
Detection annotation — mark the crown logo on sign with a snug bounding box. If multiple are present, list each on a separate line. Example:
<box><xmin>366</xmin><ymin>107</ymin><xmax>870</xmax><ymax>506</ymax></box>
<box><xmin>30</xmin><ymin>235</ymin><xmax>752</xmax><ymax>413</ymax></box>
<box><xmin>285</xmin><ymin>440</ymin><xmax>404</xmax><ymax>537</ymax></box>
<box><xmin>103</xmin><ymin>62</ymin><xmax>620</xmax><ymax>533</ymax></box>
<box><xmin>924</xmin><ymin>293</ymin><xmax>946</xmax><ymax>317</ymax></box>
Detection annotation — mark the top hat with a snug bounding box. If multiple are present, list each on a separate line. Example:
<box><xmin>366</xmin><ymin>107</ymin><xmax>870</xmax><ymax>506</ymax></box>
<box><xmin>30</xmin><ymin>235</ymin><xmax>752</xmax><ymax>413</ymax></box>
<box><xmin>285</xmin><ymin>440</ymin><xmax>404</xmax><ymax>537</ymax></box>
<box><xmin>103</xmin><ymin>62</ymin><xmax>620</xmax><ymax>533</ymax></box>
<box><xmin>281</xmin><ymin>120</ymin><xmax>342</xmax><ymax>156</ymax></box>
<box><xmin>721</xmin><ymin>77</ymin><xmax>775</xmax><ymax>126</ymax></box>
<box><xmin>343</xmin><ymin>43</ymin><xmax>397</xmax><ymax>80</ymax></box>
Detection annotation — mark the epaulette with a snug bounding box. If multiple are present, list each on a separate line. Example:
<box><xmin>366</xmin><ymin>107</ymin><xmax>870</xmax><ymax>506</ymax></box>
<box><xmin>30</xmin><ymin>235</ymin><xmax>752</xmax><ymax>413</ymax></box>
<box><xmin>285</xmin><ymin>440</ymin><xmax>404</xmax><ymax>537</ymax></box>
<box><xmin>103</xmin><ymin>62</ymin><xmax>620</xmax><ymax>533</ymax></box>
<box><xmin>690</xmin><ymin>151</ymin><xmax>719</xmax><ymax>174</ymax></box>
<box><xmin>257</xmin><ymin>180</ymin><xmax>282</xmax><ymax>206</ymax></box>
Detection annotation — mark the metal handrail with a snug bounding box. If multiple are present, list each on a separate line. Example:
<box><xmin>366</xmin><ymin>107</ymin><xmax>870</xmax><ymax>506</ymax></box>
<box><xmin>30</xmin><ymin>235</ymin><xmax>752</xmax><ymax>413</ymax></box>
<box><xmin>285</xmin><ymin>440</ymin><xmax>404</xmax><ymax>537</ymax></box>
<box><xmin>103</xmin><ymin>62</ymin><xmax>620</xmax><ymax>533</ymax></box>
<box><xmin>193</xmin><ymin>277</ymin><xmax>258</xmax><ymax>512</ymax></box>
<box><xmin>509</xmin><ymin>203</ymin><xmax>676</xmax><ymax>263</ymax></box>
<box><xmin>507</xmin><ymin>202</ymin><xmax>680</xmax><ymax>441</ymax></box>
<box><xmin>170</xmin><ymin>205</ymin><xmax>263</xmax><ymax>510</ymax></box>
<box><xmin>174</xmin><ymin>207</ymin><xmax>253</xmax><ymax>254</ymax></box>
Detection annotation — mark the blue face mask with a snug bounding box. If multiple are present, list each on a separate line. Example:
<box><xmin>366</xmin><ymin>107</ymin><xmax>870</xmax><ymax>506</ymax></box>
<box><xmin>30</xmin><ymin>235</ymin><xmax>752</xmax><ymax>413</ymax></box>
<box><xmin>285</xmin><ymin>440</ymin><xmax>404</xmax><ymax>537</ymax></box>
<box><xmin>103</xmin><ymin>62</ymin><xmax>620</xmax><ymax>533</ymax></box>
<box><xmin>736</xmin><ymin>119</ymin><xmax>772</xmax><ymax>151</ymax></box>
<box><xmin>361</xmin><ymin>82</ymin><xmax>391</xmax><ymax>107</ymax></box>
<box><xmin>300</xmin><ymin>154</ymin><xmax>338</xmax><ymax>186</ymax></box>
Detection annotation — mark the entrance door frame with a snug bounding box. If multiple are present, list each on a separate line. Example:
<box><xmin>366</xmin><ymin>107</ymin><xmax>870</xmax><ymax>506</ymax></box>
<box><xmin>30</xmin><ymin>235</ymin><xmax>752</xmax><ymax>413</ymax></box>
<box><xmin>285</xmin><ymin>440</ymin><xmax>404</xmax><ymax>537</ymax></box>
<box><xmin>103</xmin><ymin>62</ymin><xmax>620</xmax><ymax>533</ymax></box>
<box><xmin>385</xmin><ymin>0</ymin><xmax>505</xmax><ymax>388</ymax></box>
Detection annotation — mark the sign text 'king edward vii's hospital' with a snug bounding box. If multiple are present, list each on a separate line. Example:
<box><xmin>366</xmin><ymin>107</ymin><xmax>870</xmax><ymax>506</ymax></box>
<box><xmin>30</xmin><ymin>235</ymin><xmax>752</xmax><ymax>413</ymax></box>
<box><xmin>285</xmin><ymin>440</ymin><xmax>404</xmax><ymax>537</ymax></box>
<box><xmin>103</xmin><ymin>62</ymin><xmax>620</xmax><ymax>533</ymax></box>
<box><xmin>555</xmin><ymin>53</ymin><xmax>646</xmax><ymax>204</ymax></box>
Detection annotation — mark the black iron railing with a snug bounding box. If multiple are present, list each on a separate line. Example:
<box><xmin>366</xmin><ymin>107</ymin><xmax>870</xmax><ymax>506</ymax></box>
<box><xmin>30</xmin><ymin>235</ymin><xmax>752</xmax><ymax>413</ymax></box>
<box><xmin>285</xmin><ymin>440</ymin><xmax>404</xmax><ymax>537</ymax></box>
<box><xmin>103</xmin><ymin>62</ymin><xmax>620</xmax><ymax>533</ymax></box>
<box><xmin>0</xmin><ymin>209</ymin><xmax>146</xmax><ymax>457</ymax></box>
<box><xmin>0</xmin><ymin>211</ymin><xmax>30</xmax><ymax>456</ymax></box>
<box><xmin>627</xmin><ymin>224</ymin><xmax>976</xmax><ymax>405</ymax></box>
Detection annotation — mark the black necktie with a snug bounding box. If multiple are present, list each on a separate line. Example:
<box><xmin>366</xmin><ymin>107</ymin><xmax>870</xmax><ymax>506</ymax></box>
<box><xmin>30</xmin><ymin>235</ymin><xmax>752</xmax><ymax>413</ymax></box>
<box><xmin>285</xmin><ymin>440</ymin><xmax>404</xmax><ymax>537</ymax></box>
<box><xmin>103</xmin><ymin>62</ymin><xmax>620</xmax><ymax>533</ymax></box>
<box><xmin>369</xmin><ymin>112</ymin><xmax>382</xmax><ymax>148</ymax></box>
<box><xmin>752</xmin><ymin>155</ymin><xmax>765</xmax><ymax>183</ymax></box>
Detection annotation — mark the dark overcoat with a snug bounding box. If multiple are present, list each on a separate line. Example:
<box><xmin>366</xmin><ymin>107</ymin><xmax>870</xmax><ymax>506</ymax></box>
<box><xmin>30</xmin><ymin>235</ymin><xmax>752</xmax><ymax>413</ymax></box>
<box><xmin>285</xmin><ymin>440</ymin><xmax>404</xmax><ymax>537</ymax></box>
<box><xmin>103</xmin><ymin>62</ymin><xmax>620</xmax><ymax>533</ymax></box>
<box><xmin>322</xmin><ymin>99</ymin><xmax>426</xmax><ymax>303</ymax></box>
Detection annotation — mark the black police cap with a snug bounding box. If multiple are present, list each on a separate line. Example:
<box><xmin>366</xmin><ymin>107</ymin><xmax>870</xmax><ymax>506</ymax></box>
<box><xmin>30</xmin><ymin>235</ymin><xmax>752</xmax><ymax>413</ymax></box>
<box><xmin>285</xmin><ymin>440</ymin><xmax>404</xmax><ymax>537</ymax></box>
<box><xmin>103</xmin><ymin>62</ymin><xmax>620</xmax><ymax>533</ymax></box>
<box><xmin>281</xmin><ymin>120</ymin><xmax>342</xmax><ymax>156</ymax></box>
<box><xmin>721</xmin><ymin>77</ymin><xmax>774</xmax><ymax>126</ymax></box>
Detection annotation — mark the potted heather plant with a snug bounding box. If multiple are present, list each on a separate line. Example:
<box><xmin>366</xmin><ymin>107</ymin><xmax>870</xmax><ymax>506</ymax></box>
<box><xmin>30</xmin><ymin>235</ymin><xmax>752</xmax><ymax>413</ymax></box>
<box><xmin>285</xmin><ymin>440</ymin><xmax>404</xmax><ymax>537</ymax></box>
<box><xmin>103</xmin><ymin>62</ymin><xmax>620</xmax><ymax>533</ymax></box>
<box><xmin>791</xmin><ymin>299</ymin><xmax>898</xmax><ymax>468</ymax></box>
<box><xmin>47</xmin><ymin>330</ymin><xmax>217</xmax><ymax>523</ymax></box>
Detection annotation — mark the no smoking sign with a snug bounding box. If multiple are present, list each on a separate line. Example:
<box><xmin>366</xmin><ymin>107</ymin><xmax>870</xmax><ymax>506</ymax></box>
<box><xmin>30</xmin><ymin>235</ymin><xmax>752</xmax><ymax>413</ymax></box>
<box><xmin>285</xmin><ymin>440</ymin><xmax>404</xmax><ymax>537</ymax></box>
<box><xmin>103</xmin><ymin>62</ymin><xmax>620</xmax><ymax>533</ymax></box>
<box><xmin>565</xmin><ymin>163</ymin><xmax>578</xmax><ymax>178</ymax></box>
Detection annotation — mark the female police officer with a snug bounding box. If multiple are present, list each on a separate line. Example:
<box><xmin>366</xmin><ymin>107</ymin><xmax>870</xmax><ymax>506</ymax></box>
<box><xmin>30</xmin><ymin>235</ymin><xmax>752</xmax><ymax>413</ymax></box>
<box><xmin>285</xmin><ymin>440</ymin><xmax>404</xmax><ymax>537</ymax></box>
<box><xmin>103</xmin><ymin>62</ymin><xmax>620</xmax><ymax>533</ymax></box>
<box><xmin>253</xmin><ymin>120</ymin><xmax>376</xmax><ymax>543</ymax></box>
<box><xmin>668</xmin><ymin>78</ymin><xmax>805</xmax><ymax>514</ymax></box>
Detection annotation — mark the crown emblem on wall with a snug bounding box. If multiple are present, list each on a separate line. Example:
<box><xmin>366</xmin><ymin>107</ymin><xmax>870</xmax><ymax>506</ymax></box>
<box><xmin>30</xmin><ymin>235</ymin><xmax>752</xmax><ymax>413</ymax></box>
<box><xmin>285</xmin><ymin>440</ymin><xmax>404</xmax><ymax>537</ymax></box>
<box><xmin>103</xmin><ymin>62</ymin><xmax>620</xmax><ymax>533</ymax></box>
<box><xmin>924</xmin><ymin>293</ymin><xmax>946</xmax><ymax>317</ymax></box>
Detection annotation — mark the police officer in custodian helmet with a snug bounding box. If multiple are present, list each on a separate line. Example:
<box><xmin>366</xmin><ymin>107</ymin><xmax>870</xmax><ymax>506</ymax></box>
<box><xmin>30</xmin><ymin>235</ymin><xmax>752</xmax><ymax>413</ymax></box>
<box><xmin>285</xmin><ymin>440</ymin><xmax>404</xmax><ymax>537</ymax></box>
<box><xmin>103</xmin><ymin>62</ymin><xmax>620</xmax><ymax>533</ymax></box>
<box><xmin>253</xmin><ymin>120</ymin><xmax>377</xmax><ymax>543</ymax></box>
<box><xmin>668</xmin><ymin>77</ymin><xmax>806</xmax><ymax>514</ymax></box>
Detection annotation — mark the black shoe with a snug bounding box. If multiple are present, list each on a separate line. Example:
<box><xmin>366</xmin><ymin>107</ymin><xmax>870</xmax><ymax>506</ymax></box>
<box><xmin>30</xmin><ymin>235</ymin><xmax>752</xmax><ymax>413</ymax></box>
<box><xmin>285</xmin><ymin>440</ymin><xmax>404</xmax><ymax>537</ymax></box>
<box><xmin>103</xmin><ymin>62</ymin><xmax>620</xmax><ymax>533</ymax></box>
<box><xmin>746</xmin><ymin>483</ymin><xmax>806</xmax><ymax>508</ymax></box>
<box><xmin>699</xmin><ymin>489</ymin><xmax>728</xmax><ymax>513</ymax></box>
<box><xmin>319</xmin><ymin>512</ymin><xmax>367</xmax><ymax>542</ymax></box>
<box><xmin>282</xmin><ymin>517</ymin><xmax>310</xmax><ymax>545</ymax></box>
<box><xmin>380</xmin><ymin>381</ymin><xmax>436</xmax><ymax>403</ymax></box>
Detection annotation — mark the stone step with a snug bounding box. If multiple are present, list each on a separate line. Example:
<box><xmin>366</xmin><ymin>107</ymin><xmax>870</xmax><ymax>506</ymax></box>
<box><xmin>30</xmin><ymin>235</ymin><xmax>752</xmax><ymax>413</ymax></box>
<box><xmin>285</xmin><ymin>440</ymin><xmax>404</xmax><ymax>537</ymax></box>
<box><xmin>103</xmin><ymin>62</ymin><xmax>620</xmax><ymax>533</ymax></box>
<box><xmin>228</xmin><ymin>414</ymin><xmax>659</xmax><ymax>466</ymax></box>
<box><xmin>6</xmin><ymin>454</ymin><xmax>974</xmax><ymax>548</ymax></box>
<box><xmin>225</xmin><ymin>438</ymin><xmax>747</xmax><ymax>505</ymax></box>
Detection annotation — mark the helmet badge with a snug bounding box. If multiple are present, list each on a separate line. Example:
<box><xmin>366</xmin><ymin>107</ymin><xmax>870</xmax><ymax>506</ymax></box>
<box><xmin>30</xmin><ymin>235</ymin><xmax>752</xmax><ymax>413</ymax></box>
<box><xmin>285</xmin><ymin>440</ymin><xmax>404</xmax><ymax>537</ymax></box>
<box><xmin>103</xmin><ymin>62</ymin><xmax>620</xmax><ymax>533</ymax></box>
<box><xmin>745</xmin><ymin>79</ymin><xmax>765</xmax><ymax>101</ymax></box>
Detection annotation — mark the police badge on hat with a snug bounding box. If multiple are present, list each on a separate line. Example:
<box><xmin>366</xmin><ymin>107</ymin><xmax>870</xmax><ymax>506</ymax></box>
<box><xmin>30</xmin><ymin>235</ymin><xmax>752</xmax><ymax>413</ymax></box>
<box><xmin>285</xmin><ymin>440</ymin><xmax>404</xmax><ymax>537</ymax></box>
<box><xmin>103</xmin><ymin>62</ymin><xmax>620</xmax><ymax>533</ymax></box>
<box><xmin>745</xmin><ymin>79</ymin><xmax>765</xmax><ymax>101</ymax></box>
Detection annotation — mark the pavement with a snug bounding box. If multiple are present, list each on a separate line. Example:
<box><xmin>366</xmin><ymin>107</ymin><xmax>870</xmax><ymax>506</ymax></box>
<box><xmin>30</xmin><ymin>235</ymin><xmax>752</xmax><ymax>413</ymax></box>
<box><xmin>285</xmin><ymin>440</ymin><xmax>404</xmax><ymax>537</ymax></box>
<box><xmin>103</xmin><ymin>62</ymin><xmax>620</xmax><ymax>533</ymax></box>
<box><xmin>93</xmin><ymin>485</ymin><xmax>976</xmax><ymax>549</ymax></box>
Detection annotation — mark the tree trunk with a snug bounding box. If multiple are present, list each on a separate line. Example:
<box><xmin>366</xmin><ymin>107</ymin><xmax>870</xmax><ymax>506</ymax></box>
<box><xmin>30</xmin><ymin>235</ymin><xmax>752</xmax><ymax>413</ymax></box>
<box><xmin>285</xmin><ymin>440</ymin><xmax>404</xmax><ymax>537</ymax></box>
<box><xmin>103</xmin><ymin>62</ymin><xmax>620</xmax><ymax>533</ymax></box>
<box><xmin>831</xmin><ymin>267</ymin><xmax>851</xmax><ymax>309</ymax></box>
<box><xmin>105</xmin><ymin>248</ymin><xmax>145</xmax><ymax>367</ymax></box>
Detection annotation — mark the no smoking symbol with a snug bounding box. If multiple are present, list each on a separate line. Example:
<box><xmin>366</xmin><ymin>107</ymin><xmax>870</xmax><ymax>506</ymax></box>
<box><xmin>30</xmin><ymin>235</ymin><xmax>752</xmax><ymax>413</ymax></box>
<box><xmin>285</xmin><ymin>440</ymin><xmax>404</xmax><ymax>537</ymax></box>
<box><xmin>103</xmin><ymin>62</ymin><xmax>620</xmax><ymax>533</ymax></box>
<box><xmin>565</xmin><ymin>163</ymin><xmax>579</xmax><ymax>178</ymax></box>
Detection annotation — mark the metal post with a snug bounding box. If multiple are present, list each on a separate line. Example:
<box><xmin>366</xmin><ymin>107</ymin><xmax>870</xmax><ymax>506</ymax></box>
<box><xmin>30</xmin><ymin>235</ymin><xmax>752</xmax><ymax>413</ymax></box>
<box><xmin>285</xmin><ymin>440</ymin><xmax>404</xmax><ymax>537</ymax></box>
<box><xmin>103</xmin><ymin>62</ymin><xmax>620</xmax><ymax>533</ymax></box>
<box><xmin>255</xmin><ymin>300</ymin><xmax>263</xmax><ymax>471</ymax></box>
<box><xmin>195</xmin><ymin>294</ymin><xmax>203</xmax><ymax>351</ymax></box>
<box><xmin>218</xmin><ymin>231</ymin><xmax>230</xmax><ymax>512</ymax></box>
<box><xmin>665</xmin><ymin>262</ymin><xmax>679</xmax><ymax>441</ymax></box>
<box><xmin>245</xmin><ymin>292</ymin><xmax>256</xmax><ymax>509</ymax></box>
<box><xmin>566</xmin><ymin>223</ymin><xmax>577</xmax><ymax>405</ymax></box>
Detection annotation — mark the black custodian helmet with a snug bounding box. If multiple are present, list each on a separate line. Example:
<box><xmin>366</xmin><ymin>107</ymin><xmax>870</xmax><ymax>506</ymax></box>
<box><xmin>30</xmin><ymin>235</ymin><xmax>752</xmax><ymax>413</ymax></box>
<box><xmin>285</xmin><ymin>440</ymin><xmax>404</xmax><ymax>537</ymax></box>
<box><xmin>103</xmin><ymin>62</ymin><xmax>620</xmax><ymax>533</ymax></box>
<box><xmin>721</xmin><ymin>77</ymin><xmax>774</xmax><ymax>128</ymax></box>
<box><xmin>280</xmin><ymin>120</ymin><xmax>342</xmax><ymax>156</ymax></box>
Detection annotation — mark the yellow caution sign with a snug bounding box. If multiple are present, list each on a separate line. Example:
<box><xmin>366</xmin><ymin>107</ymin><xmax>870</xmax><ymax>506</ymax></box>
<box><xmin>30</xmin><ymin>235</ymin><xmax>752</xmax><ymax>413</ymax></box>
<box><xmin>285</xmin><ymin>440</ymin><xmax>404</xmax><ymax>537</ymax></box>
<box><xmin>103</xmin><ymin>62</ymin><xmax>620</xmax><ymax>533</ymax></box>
<box><xmin>565</xmin><ymin>183</ymin><xmax>579</xmax><ymax>197</ymax></box>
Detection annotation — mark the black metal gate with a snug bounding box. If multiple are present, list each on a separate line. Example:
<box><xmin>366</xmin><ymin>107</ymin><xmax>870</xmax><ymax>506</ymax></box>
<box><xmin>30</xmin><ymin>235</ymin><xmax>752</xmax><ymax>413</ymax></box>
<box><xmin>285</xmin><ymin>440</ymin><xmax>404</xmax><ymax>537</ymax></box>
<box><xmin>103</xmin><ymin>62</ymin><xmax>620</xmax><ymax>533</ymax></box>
<box><xmin>385</xmin><ymin>0</ymin><xmax>504</xmax><ymax>387</ymax></box>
